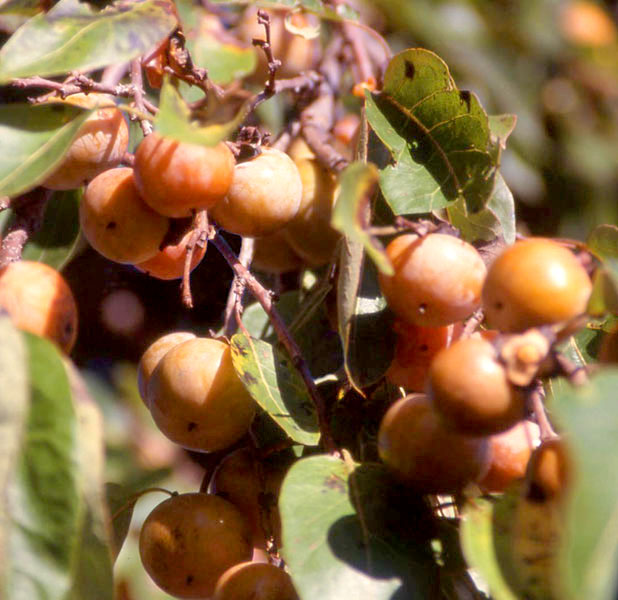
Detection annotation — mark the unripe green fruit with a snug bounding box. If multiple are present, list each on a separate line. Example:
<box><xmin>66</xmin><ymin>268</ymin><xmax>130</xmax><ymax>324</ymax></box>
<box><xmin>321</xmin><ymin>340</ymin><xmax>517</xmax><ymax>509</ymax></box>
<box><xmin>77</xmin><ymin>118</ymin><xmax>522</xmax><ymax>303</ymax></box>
<box><xmin>137</xmin><ymin>331</ymin><xmax>197</xmax><ymax>405</ymax></box>
<box><xmin>428</xmin><ymin>337</ymin><xmax>526</xmax><ymax>436</ymax></box>
<box><xmin>81</xmin><ymin>167</ymin><xmax>169</xmax><ymax>264</ymax></box>
<box><xmin>482</xmin><ymin>238</ymin><xmax>592</xmax><ymax>333</ymax></box>
<box><xmin>379</xmin><ymin>233</ymin><xmax>487</xmax><ymax>327</ymax></box>
<box><xmin>378</xmin><ymin>394</ymin><xmax>490</xmax><ymax>493</ymax></box>
<box><xmin>210</xmin><ymin>148</ymin><xmax>302</xmax><ymax>238</ymax></box>
<box><xmin>139</xmin><ymin>493</ymin><xmax>252</xmax><ymax>599</ymax></box>
<box><xmin>147</xmin><ymin>337</ymin><xmax>255</xmax><ymax>452</ymax></box>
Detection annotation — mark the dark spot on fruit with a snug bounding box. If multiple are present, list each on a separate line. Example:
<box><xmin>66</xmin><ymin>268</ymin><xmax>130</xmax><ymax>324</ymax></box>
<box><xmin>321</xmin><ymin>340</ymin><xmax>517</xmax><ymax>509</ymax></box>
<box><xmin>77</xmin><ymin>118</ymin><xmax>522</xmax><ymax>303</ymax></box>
<box><xmin>526</xmin><ymin>482</ymin><xmax>549</xmax><ymax>503</ymax></box>
<box><xmin>186</xmin><ymin>574</ymin><xmax>194</xmax><ymax>585</ymax></box>
<box><xmin>459</xmin><ymin>90</ymin><xmax>471</xmax><ymax>111</ymax></box>
<box><xmin>187</xmin><ymin>422</ymin><xmax>197</xmax><ymax>432</ymax></box>
<box><xmin>418</xmin><ymin>303</ymin><xmax>427</xmax><ymax>314</ymax></box>
<box><xmin>405</xmin><ymin>60</ymin><xmax>415</xmax><ymax>79</ymax></box>
<box><xmin>494</xmin><ymin>301</ymin><xmax>503</xmax><ymax>311</ymax></box>
<box><xmin>106</xmin><ymin>221</ymin><xmax>117</xmax><ymax>230</ymax></box>
<box><xmin>419</xmin><ymin>344</ymin><xmax>429</xmax><ymax>352</ymax></box>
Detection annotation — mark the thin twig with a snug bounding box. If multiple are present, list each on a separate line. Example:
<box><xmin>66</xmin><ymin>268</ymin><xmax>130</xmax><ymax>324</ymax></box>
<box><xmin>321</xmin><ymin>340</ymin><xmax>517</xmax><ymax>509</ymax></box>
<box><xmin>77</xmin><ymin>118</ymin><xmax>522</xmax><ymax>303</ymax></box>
<box><xmin>460</xmin><ymin>309</ymin><xmax>484</xmax><ymax>339</ymax></box>
<box><xmin>554</xmin><ymin>351</ymin><xmax>589</xmax><ymax>386</ymax></box>
<box><xmin>341</xmin><ymin>20</ymin><xmax>374</xmax><ymax>83</ymax></box>
<box><xmin>181</xmin><ymin>210</ymin><xmax>209</xmax><ymax>309</ymax></box>
<box><xmin>11</xmin><ymin>74</ymin><xmax>158</xmax><ymax>113</ymax></box>
<box><xmin>529</xmin><ymin>383</ymin><xmax>558</xmax><ymax>441</ymax></box>
<box><xmin>0</xmin><ymin>188</ymin><xmax>50</xmax><ymax>268</ymax></box>
<box><xmin>210</xmin><ymin>227</ymin><xmax>338</xmax><ymax>454</ymax></box>
<box><xmin>223</xmin><ymin>236</ymin><xmax>255</xmax><ymax>337</ymax></box>
<box><xmin>131</xmin><ymin>59</ymin><xmax>153</xmax><ymax>136</ymax></box>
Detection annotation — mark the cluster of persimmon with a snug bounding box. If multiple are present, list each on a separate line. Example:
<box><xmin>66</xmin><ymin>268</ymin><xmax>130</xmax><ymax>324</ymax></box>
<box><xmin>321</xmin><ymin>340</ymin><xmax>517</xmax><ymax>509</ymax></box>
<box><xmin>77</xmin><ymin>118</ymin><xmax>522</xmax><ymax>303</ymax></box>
<box><xmin>136</xmin><ymin>333</ymin><xmax>297</xmax><ymax>599</ymax></box>
<box><xmin>377</xmin><ymin>233</ymin><xmax>590</xmax><ymax>502</ymax></box>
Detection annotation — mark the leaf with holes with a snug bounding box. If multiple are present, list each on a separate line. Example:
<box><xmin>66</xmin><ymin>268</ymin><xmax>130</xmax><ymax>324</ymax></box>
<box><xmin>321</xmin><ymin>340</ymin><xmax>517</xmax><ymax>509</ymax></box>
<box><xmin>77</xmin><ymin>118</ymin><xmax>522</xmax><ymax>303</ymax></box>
<box><xmin>0</xmin><ymin>103</ymin><xmax>91</xmax><ymax>198</ymax></box>
<box><xmin>366</xmin><ymin>49</ymin><xmax>500</xmax><ymax>215</ymax></box>
<box><xmin>0</xmin><ymin>0</ymin><xmax>177</xmax><ymax>82</ymax></box>
<box><xmin>230</xmin><ymin>333</ymin><xmax>319</xmax><ymax>446</ymax></box>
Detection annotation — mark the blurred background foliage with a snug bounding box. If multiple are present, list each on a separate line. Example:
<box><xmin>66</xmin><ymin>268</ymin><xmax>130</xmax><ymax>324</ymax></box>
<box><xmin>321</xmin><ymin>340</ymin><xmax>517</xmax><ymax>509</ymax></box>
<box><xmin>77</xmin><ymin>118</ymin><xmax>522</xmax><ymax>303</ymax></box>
<box><xmin>2</xmin><ymin>1</ymin><xmax>617</xmax><ymax>597</ymax></box>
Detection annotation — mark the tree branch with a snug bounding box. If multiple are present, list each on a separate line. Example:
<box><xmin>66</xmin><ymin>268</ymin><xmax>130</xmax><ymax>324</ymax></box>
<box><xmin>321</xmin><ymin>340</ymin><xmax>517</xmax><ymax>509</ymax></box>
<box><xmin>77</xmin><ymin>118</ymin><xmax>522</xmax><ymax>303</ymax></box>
<box><xmin>223</xmin><ymin>236</ymin><xmax>255</xmax><ymax>337</ymax></box>
<box><xmin>181</xmin><ymin>210</ymin><xmax>209</xmax><ymax>309</ymax></box>
<box><xmin>131</xmin><ymin>59</ymin><xmax>153</xmax><ymax>136</ymax></box>
<box><xmin>0</xmin><ymin>188</ymin><xmax>50</xmax><ymax>268</ymax></box>
<box><xmin>210</xmin><ymin>227</ymin><xmax>338</xmax><ymax>454</ymax></box>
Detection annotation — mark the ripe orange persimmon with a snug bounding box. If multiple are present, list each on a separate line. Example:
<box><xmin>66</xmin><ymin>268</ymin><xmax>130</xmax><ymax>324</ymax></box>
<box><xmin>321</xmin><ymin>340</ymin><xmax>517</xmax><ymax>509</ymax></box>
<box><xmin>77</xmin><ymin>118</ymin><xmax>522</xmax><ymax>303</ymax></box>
<box><xmin>282</xmin><ymin>139</ymin><xmax>340</xmax><ymax>266</ymax></box>
<box><xmin>137</xmin><ymin>331</ymin><xmax>197</xmax><ymax>405</ymax></box>
<box><xmin>526</xmin><ymin>438</ymin><xmax>572</xmax><ymax>502</ymax></box>
<box><xmin>147</xmin><ymin>337</ymin><xmax>256</xmax><ymax>452</ymax></box>
<box><xmin>210</xmin><ymin>147</ymin><xmax>302</xmax><ymax>237</ymax></box>
<box><xmin>479</xmin><ymin>420</ymin><xmax>541</xmax><ymax>493</ymax></box>
<box><xmin>135</xmin><ymin>226</ymin><xmax>207</xmax><ymax>280</ymax></box>
<box><xmin>80</xmin><ymin>168</ymin><xmax>169</xmax><ymax>264</ymax></box>
<box><xmin>386</xmin><ymin>320</ymin><xmax>454</xmax><ymax>392</ymax></box>
<box><xmin>428</xmin><ymin>337</ymin><xmax>526</xmax><ymax>436</ymax></box>
<box><xmin>377</xmin><ymin>394</ymin><xmax>490</xmax><ymax>493</ymax></box>
<box><xmin>482</xmin><ymin>238</ymin><xmax>592</xmax><ymax>333</ymax></box>
<box><xmin>139</xmin><ymin>493</ymin><xmax>252</xmax><ymax>599</ymax></box>
<box><xmin>0</xmin><ymin>260</ymin><xmax>78</xmax><ymax>353</ymax></box>
<box><xmin>43</xmin><ymin>93</ymin><xmax>129</xmax><ymax>191</ymax></box>
<box><xmin>379</xmin><ymin>233</ymin><xmax>487</xmax><ymax>327</ymax></box>
<box><xmin>134</xmin><ymin>132</ymin><xmax>235</xmax><ymax>218</ymax></box>
<box><xmin>214</xmin><ymin>562</ymin><xmax>299</xmax><ymax>600</ymax></box>
<box><xmin>252</xmin><ymin>231</ymin><xmax>303</xmax><ymax>274</ymax></box>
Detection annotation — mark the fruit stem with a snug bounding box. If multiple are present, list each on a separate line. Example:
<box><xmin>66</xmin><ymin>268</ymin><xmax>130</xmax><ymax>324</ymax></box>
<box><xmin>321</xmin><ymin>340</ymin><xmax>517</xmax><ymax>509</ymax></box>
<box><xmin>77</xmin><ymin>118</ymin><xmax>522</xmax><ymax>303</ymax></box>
<box><xmin>210</xmin><ymin>226</ymin><xmax>339</xmax><ymax>455</ymax></box>
<box><xmin>130</xmin><ymin>59</ymin><xmax>153</xmax><ymax>136</ymax></box>
<box><xmin>181</xmin><ymin>210</ymin><xmax>209</xmax><ymax>309</ymax></box>
<box><xmin>529</xmin><ymin>383</ymin><xmax>558</xmax><ymax>441</ymax></box>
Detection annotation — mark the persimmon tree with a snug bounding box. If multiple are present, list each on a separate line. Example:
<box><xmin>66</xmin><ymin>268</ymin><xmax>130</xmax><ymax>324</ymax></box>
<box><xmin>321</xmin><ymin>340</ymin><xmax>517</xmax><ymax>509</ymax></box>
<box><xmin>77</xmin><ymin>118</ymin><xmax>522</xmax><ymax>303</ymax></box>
<box><xmin>1</xmin><ymin>1</ymin><xmax>618</xmax><ymax>599</ymax></box>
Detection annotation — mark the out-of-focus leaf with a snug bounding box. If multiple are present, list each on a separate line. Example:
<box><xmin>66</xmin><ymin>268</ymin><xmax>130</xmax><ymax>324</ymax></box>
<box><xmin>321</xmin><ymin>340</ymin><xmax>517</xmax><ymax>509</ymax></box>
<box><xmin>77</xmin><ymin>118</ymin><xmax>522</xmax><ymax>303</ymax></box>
<box><xmin>0</xmin><ymin>0</ymin><xmax>40</xmax><ymax>17</ymax></box>
<box><xmin>208</xmin><ymin>0</ymin><xmax>359</xmax><ymax>22</ymax></box>
<box><xmin>280</xmin><ymin>455</ymin><xmax>403</xmax><ymax>600</ymax></box>
<box><xmin>460</xmin><ymin>498</ymin><xmax>519</xmax><ymax>600</ymax></box>
<box><xmin>337</xmin><ymin>239</ymin><xmax>395</xmax><ymax>393</ymax></box>
<box><xmin>155</xmin><ymin>78</ymin><xmax>245</xmax><ymax>146</ymax></box>
<box><xmin>332</xmin><ymin>162</ymin><xmax>392</xmax><ymax>275</ymax></box>
<box><xmin>0</xmin><ymin>316</ymin><xmax>28</xmax><ymax>597</ymax></box>
<box><xmin>17</xmin><ymin>189</ymin><xmax>81</xmax><ymax>269</ymax></box>
<box><xmin>553</xmin><ymin>370</ymin><xmax>618</xmax><ymax>600</ymax></box>
<box><xmin>230</xmin><ymin>333</ymin><xmax>319</xmax><ymax>446</ymax></box>
<box><xmin>448</xmin><ymin>173</ymin><xmax>516</xmax><ymax>243</ymax></box>
<box><xmin>587</xmin><ymin>262</ymin><xmax>618</xmax><ymax>316</ymax></box>
<box><xmin>0</xmin><ymin>103</ymin><xmax>91</xmax><ymax>197</ymax></box>
<box><xmin>587</xmin><ymin>224</ymin><xmax>618</xmax><ymax>261</ymax></box>
<box><xmin>187</xmin><ymin>19</ymin><xmax>256</xmax><ymax>84</ymax></box>
<box><xmin>366</xmin><ymin>49</ymin><xmax>499</xmax><ymax>215</ymax></box>
<box><xmin>0</xmin><ymin>0</ymin><xmax>177</xmax><ymax>82</ymax></box>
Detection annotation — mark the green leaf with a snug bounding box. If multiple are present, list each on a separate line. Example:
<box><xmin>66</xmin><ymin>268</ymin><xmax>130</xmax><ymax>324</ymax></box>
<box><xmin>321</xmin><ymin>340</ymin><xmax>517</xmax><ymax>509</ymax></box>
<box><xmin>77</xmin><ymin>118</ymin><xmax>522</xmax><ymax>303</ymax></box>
<box><xmin>8</xmin><ymin>189</ymin><xmax>81</xmax><ymax>269</ymax></box>
<box><xmin>0</xmin><ymin>0</ymin><xmax>40</xmax><ymax>18</ymax></box>
<box><xmin>105</xmin><ymin>483</ymin><xmax>136</xmax><ymax>563</ymax></box>
<box><xmin>0</xmin><ymin>316</ymin><xmax>29</xmax><ymax>597</ymax></box>
<box><xmin>331</xmin><ymin>162</ymin><xmax>392</xmax><ymax>275</ymax></box>
<box><xmin>587</xmin><ymin>224</ymin><xmax>618</xmax><ymax>261</ymax></box>
<box><xmin>366</xmin><ymin>49</ymin><xmax>499</xmax><ymax>215</ymax></box>
<box><xmin>0</xmin><ymin>103</ymin><xmax>92</xmax><ymax>198</ymax></box>
<box><xmin>488</xmin><ymin>114</ymin><xmax>517</xmax><ymax>148</ymax></box>
<box><xmin>4</xmin><ymin>334</ymin><xmax>113</xmax><ymax>600</ymax></box>
<box><xmin>240</xmin><ymin>290</ymin><xmax>343</xmax><ymax>378</ymax></box>
<box><xmin>187</xmin><ymin>24</ymin><xmax>256</xmax><ymax>85</ymax></box>
<box><xmin>448</xmin><ymin>173</ymin><xmax>516</xmax><ymax>244</ymax></box>
<box><xmin>280</xmin><ymin>455</ymin><xmax>403</xmax><ymax>599</ymax></box>
<box><xmin>230</xmin><ymin>333</ymin><xmax>319</xmax><ymax>446</ymax></box>
<box><xmin>553</xmin><ymin>369</ymin><xmax>618</xmax><ymax>600</ymax></box>
<box><xmin>155</xmin><ymin>78</ymin><xmax>245</xmax><ymax>146</ymax></box>
<box><xmin>337</xmin><ymin>244</ymin><xmax>395</xmax><ymax>392</ymax></box>
<box><xmin>460</xmin><ymin>498</ymin><xmax>519</xmax><ymax>600</ymax></box>
<box><xmin>0</xmin><ymin>0</ymin><xmax>177</xmax><ymax>82</ymax></box>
